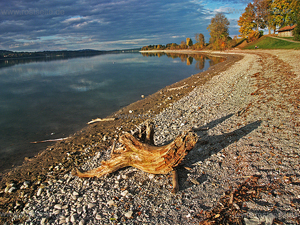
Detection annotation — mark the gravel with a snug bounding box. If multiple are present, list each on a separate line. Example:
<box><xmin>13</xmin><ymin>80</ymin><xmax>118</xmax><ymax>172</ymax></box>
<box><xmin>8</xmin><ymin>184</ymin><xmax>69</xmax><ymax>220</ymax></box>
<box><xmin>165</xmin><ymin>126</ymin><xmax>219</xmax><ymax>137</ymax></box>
<box><xmin>14</xmin><ymin>50</ymin><xmax>300</xmax><ymax>224</ymax></box>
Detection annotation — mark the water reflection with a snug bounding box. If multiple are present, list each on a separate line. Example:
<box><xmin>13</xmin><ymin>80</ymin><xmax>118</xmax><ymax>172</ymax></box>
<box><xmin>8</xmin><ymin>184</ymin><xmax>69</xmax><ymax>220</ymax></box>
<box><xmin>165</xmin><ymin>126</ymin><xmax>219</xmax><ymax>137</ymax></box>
<box><xmin>0</xmin><ymin>56</ymin><xmax>78</xmax><ymax>69</ymax></box>
<box><xmin>141</xmin><ymin>52</ymin><xmax>226</xmax><ymax>70</ymax></box>
<box><xmin>0</xmin><ymin>52</ymin><xmax>223</xmax><ymax>173</ymax></box>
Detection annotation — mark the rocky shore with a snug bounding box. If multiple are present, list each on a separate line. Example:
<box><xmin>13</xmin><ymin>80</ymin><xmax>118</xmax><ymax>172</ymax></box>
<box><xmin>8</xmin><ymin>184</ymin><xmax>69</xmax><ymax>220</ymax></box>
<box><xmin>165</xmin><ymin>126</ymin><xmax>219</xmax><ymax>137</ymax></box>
<box><xmin>1</xmin><ymin>49</ymin><xmax>299</xmax><ymax>224</ymax></box>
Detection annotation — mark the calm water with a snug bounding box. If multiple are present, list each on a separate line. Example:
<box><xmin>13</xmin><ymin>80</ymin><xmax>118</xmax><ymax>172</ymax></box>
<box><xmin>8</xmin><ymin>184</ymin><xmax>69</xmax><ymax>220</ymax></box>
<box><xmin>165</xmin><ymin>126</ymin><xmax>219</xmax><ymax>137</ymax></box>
<box><xmin>0</xmin><ymin>52</ymin><xmax>220</xmax><ymax>173</ymax></box>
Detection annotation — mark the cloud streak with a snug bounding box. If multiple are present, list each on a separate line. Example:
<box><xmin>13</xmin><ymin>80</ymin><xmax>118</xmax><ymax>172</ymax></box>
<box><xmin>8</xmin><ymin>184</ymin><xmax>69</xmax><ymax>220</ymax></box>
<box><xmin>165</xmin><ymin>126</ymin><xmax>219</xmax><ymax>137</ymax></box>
<box><xmin>0</xmin><ymin>0</ymin><xmax>247</xmax><ymax>51</ymax></box>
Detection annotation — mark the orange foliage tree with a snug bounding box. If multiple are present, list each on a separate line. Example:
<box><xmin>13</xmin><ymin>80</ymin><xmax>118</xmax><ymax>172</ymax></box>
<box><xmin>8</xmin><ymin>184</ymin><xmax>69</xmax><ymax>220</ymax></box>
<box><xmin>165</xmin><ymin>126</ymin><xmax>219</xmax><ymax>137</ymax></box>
<box><xmin>238</xmin><ymin>3</ymin><xmax>257</xmax><ymax>39</ymax></box>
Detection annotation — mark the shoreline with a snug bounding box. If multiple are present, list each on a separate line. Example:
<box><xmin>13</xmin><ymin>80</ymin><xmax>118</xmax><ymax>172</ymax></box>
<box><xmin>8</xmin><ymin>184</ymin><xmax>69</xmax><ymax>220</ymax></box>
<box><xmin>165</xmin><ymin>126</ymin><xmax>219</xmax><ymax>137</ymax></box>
<box><xmin>1</xmin><ymin>49</ymin><xmax>300</xmax><ymax>224</ymax></box>
<box><xmin>0</xmin><ymin>51</ymin><xmax>234</xmax><ymax>175</ymax></box>
<box><xmin>0</xmin><ymin>51</ymin><xmax>241</xmax><ymax>217</ymax></box>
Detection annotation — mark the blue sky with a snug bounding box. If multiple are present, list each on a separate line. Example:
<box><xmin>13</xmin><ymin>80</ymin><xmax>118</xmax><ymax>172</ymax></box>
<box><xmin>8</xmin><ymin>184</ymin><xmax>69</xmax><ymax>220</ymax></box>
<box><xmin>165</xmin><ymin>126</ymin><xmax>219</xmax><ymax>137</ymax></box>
<box><xmin>0</xmin><ymin>0</ymin><xmax>249</xmax><ymax>51</ymax></box>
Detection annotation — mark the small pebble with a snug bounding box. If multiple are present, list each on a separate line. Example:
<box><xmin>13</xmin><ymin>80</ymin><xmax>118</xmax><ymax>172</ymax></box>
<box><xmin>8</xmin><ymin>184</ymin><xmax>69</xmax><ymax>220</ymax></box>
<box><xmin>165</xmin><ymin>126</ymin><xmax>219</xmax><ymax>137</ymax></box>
<box><xmin>70</xmin><ymin>214</ymin><xmax>76</xmax><ymax>223</ymax></box>
<box><xmin>107</xmin><ymin>200</ymin><xmax>114</xmax><ymax>206</ymax></box>
<box><xmin>88</xmin><ymin>203</ymin><xmax>96</xmax><ymax>209</ymax></box>
<box><xmin>79</xmin><ymin>219</ymin><xmax>85</xmax><ymax>225</ymax></box>
<box><xmin>40</xmin><ymin>218</ymin><xmax>47</xmax><ymax>225</ymax></box>
<box><xmin>8</xmin><ymin>187</ymin><xmax>16</xmax><ymax>193</ymax></box>
<box><xmin>148</xmin><ymin>174</ymin><xmax>155</xmax><ymax>179</ymax></box>
<box><xmin>125</xmin><ymin>210</ymin><xmax>133</xmax><ymax>218</ymax></box>
<box><xmin>96</xmin><ymin>214</ymin><xmax>101</xmax><ymax>220</ymax></box>
<box><xmin>54</xmin><ymin>204</ymin><xmax>62</xmax><ymax>210</ymax></box>
<box><xmin>121</xmin><ymin>190</ymin><xmax>129</xmax><ymax>197</ymax></box>
<box><xmin>37</xmin><ymin>188</ymin><xmax>43</xmax><ymax>196</ymax></box>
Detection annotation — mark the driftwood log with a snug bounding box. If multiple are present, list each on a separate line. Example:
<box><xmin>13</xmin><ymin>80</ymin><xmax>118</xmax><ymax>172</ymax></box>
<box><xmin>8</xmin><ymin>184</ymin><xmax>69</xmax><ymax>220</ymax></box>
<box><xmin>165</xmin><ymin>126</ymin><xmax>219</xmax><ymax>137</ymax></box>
<box><xmin>73</xmin><ymin>122</ymin><xmax>198</xmax><ymax>193</ymax></box>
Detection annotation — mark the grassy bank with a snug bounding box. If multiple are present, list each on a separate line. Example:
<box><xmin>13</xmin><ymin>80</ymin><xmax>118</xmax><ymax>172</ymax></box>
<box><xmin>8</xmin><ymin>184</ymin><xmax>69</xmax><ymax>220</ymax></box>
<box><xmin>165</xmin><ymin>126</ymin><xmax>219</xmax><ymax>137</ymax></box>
<box><xmin>243</xmin><ymin>36</ymin><xmax>300</xmax><ymax>49</ymax></box>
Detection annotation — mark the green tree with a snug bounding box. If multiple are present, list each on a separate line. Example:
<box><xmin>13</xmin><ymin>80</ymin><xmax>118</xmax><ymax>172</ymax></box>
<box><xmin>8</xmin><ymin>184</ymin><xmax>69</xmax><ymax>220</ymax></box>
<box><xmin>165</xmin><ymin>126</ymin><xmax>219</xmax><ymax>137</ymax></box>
<box><xmin>207</xmin><ymin>13</ymin><xmax>230</xmax><ymax>50</ymax></box>
<box><xmin>238</xmin><ymin>3</ymin><xmax>257</xmax><ymax>39</ymax></box>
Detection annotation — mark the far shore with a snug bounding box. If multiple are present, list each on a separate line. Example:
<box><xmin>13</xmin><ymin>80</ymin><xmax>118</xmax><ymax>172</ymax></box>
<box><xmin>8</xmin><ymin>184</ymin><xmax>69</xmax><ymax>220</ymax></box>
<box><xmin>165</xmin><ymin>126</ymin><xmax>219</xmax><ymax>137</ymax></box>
<box><xmin>139</xmin><ymin>49</ymin><xmax>233</xmax><ymax>55</ymax></box>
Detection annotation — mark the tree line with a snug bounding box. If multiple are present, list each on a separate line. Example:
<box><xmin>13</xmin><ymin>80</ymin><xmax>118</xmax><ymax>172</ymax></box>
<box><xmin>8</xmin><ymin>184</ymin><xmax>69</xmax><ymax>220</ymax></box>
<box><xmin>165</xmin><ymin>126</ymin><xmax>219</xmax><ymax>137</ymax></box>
<box><xmin>142</xmin><ymin>12</ymin><xmax>237</xmax><ymax>51</ymax></box>
<box><xmin>142</xmin><ymin>0</ymin><xmax>299</xmax><ymax>51</ymax></box>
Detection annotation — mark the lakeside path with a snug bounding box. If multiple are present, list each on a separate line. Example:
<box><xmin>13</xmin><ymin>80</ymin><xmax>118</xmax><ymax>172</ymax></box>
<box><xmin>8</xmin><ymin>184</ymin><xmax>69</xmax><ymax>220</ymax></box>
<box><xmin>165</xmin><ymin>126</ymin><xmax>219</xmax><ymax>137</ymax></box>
<box><xmin>1</xmin><ymin>49</ymin><xmax>300</xmax><ymax>224</ymax></box>
<box><xmin>269</xmin><ymin>36</ymin><xmax>300</xmax><ymax>44</ymax></box>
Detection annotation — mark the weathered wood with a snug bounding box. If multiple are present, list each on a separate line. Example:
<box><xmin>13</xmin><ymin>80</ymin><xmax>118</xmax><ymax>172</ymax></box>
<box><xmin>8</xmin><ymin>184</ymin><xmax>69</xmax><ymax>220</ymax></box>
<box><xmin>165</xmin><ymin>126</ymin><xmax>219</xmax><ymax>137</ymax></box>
<box><xmin>30</xmin><ymin>137</ymin><xmax>69</xmax><ymax>144</ymax></box>
<box><xmin>172</xmin><ymin>169</ymin><xmax>179</xmax><ymax>194</ymax></box>
<box><xmin>167</xmin><ymin>84</ymin><xmax>188</xmax><ymax>91</ymax></box>
<box><xmin>73</xmin><ymin>123</ymin><xmax>198</xmax><ymax>193</ymax></box>
<box><xmin>87</xmin><ymin>117</ymin><xmax>116</xmax><ymax>124</ymax></box>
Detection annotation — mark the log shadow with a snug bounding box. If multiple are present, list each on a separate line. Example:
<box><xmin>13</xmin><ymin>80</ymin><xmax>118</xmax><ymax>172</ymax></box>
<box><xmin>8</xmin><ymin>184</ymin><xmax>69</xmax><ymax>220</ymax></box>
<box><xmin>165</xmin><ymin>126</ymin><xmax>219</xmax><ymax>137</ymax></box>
<box><xmin>177</xmin><ymin>114</ymin><xmax>262</xmax><ymax>191</ymax></box>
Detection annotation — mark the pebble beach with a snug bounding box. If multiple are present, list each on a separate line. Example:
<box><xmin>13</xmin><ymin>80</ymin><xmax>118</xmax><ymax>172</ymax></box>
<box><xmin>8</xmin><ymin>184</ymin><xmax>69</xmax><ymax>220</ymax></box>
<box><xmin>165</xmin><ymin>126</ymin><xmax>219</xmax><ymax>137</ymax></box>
<box><xmin>1</xmin><ymin>49</ymin><xmax>300</xmax><ymax>224</ymax></box>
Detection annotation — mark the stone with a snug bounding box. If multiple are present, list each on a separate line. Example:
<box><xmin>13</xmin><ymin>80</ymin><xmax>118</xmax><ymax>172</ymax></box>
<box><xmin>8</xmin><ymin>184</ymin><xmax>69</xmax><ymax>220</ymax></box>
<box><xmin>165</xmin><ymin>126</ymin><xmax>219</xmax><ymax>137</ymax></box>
<box><xmin>59</xmin><ymin>218</ymin><xmax>66</xmax><ymax>224</ymax></box>
<box><xmin>121</xmin><ymin>190</ymin><xmax>129</xmax><ymax>197</ymax></box>
<box><xmin>77</xmin><ymin>207</ymin><xmax>83</xmax><ymax>214</ymax></box>
<box><xmin>264</xmin><ymin>214</ymin><xmax>275</xmax><ymax>225</ymax></box>
<box><xmin>29</xmin><ymin>210</ymin><xmax>35</xmax><ymax>217</ymax></box>
<box><xmin>40</xmin><ymin>217</ymin><xmax>47</xmax><ymax>225</ymax></box>
<box><xmin>88</xmin><ymin>203</ymin><xmax>96</xmax><ymax>209</ymax></box>
<box><xmin>54</xmin><ymin>204</ymin><xmax>62</xmax><ymax>210</ymax></box>
<box><xmin>8</xmin><ymin>187</ymin><xmax>16</xmax><ymax>193</ymax></box>
<box><xmin>148</xmin><ymin>174</ymin><xmax>155</xmax><ymax>179</ymax></box>
<box><xmin>107</xmin><ymin>200</ymin><xmax>114</xmax><ymax>206</ymax></box>
<box><xmin>70</xmin><ymin>214</ymin><xmax>76</xmax><ymax>223</ymax></box>
<box><xmin>96</xmin><ymin>214</ymin><xmax>101</xmax><ymax>220</ymax></box>
<box><xmin>244</xmin><ymin>217</ymin><xmax>260</xmax><ymax>225</ymax></box>
<box><xmin>4</xmin><ymin>186</ymin><xmax>10</xmax><ymax>193</ymax></box>
<box><xmin>124</xmin><ymin>210</ymin><xmax>133</xmax><ymax>218</ymax></box>
<box><xmin>53</xmin><ymin>209</ymin><xmax>61</xmax><ymax>215</ymax></box>
<box><xmin>79</xmin><ymin>219</ymin><xmax>85</xmax><ymax>225</ymax></box>
<box><xmin>37</xmin><ymin>188</ymin><xmax>43</xmax><ymax>196</ymax></box>
<box><xmin>20</xmin><ymin>181</ymin><xmax>30</xmax><ymax>189</ymax></box>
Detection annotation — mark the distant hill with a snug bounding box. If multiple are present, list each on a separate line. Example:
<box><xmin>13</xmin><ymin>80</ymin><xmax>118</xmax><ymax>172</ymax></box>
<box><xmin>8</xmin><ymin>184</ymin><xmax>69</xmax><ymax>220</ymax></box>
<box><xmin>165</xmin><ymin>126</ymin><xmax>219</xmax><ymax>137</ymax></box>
<box><xmin>0</xmin><ymin>48</ymin><xmax>141</xmax><ymax>60</ymax></box>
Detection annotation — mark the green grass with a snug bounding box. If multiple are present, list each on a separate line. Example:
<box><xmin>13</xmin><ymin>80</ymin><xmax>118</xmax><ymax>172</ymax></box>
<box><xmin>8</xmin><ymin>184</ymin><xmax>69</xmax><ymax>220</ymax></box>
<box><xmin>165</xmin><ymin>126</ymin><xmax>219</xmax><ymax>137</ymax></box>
<box><xmin>243</xmin><ymin>36</ymin><xmax>300</xmax><ymax>49</ymax></box>
<box><xmin>279</xmin><ymin>36</ymin><xmax>294</xmax><ymax>40</ymax></box>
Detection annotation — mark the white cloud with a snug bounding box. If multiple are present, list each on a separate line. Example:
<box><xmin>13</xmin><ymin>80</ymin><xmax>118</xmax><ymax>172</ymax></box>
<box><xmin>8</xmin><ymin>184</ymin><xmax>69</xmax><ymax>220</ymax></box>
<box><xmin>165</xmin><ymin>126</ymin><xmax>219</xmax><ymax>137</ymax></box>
<box><xmin>171</xmin><ymin>35</ymin><xmax>185</xmax><ymax>39</ymax></box>
<box><xmin>63</xmin><ymin>16</ymin><xmax>84</xmax><ymax>23</ymax></box>
<box><xmin>0</xmin><ymin>0</ymin><xmax>248</xmax><ymax>51</ymax></box>
<box><xmin>213</xmin><ymin>6</ymin><xmax>232</xmax><ymax>13</ymax></box>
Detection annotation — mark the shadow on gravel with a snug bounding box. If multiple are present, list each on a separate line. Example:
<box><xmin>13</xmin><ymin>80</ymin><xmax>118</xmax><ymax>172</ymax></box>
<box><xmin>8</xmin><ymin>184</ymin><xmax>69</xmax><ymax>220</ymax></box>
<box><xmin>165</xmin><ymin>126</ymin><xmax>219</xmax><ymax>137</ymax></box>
<box><xmin>178</xmin><ymin>114</ymin><xmax>262</xmax><ymax>191</ymax></box>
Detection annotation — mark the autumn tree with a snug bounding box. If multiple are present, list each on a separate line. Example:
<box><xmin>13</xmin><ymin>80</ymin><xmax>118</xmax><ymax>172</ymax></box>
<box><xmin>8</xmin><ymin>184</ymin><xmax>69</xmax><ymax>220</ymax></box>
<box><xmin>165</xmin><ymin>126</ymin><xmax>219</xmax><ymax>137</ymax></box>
<box><xmin>195</xmin><ymin>33</ymin><xmax>205</xmax><ymax>48</ymax></box>
<box><xmin>253</xmin><ymin>0</ymin><xmax>273</xmax><ymax>34</ymax></box>
<box><xmin>271</xmin><ymin>0</ymin><xmax>296</xmax><ymax>28</ymax></box>
<box><xmin>292</xmin><ymin>0</ymin><xmax>300</xmax><ymax>40</ymax></box>
<box><xmin>180</xmin><ymin>40</ymin><xmax>187</xmax><ymax>49</ymax></box>
<box><xmin>156</xmin><ymin>44</ymin><xmax>162</xmax><ymax>50</ymax></box>
<box><xmin>238</xmin><ymin>3</ymin><xmax>257</xmax><ymax>39</ymax></box>
<box><xmin>194</xmin><ymin>55</ymin><xmax>205</xmax><ymax>70</ymax></box>
<box><xmin>207</xmin><ymin>13</ymin><xmax>230</xmax><ymax>50</ymax></box>
<box><xmin>186</xmin><ymin>38</ymin><xmax>193</xmax><ymax>47</ymax></box>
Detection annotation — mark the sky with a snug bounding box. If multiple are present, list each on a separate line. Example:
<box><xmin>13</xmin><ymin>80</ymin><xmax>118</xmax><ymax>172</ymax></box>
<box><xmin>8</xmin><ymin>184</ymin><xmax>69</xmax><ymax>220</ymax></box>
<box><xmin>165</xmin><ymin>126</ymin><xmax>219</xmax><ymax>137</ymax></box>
<box><xmin>0</xmin><ymin>0</ymin><xmax>250</xmax><ymax>51</ymax></box>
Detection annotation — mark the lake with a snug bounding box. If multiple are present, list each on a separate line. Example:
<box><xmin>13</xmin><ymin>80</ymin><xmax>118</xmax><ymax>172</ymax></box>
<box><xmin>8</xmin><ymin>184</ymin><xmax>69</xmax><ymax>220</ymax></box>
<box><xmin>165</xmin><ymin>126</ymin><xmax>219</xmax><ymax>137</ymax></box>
<box><xmin>0</xmin><ymin>52</ymin><xmax>222</xmax><ymax>173</ymax></box>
